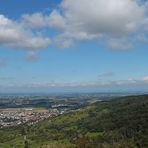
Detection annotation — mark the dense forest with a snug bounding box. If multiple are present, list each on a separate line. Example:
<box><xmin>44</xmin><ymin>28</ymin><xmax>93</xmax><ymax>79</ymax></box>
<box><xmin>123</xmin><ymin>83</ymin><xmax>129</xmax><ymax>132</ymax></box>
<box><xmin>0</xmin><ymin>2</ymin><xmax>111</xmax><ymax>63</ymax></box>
<box><xmin>0</xmin><ymin>95</ymin><xmax>148</xmax><ymax>148</ymax></box>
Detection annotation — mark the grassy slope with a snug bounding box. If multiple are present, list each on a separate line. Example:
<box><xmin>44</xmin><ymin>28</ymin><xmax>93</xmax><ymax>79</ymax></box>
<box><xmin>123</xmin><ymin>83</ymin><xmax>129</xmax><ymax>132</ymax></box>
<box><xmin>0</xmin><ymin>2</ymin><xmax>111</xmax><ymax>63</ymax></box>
<box><xmin>0</xmin><ymin>95</ymin><xmax>148</xmax><ymax>148</ymax></box>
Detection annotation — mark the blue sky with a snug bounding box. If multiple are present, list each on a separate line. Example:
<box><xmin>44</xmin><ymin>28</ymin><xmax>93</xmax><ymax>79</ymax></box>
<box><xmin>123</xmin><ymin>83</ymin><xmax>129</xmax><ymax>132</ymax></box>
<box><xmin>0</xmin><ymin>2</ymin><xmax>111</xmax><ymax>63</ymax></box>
<box><xmin>0</xmin><ymin>0</ymin><xmax>148</xmax><ymax>93</ymax></box>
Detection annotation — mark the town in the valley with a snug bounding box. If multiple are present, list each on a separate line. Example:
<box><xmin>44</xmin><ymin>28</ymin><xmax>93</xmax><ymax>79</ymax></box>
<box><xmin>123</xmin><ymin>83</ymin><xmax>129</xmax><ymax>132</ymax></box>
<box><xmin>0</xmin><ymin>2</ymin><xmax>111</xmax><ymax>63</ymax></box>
<box><xmin>0</xmin><ymin>92</ymin><xmax>137</xmax><ymax>128</ymax></box>
<box><xmin>0</xmin><ymin>108</ymin><xmax>60</xmax><ymax>128</ymax></box>
<box><xmin>0</xmin><ymin>93</ymin><xmax>107</xmax><ymax>128</ymax></box>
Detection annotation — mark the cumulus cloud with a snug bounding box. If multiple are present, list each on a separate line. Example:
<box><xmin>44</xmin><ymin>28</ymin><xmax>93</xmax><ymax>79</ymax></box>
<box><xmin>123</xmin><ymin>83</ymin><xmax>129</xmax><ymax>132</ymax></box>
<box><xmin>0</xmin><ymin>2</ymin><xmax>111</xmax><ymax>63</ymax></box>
<box><xmin>22</xmin><ymin>0</ymin><xmax>148</xmax><ymax>49</ymax></box>
<box><xmin>1</xmin><ymin>0</ymin><xmax>148</xmax><ymax>51</ymax></box>
<box><xmin>60</xmin><ymin>0</ymin><xmax>144</xmax><ymax>33</ymax></box>
<box><xmin>0</xmin><ymin>14</ymin><xmax>51</xmax><ymax>50</ymax></box>
<box><xmin>22</xmin><ymin>10</ymin><xmax>66</xmax><ymax>30</ymax></box>
<box><xmin>108</xmin><ymin>38</ymin><xmax>133</xmax><ymax>50</ymax></box>
<box><xmin>22</xmin><ymin>13</ymin><xmax>46</xmax><ymax>28</ymax></box>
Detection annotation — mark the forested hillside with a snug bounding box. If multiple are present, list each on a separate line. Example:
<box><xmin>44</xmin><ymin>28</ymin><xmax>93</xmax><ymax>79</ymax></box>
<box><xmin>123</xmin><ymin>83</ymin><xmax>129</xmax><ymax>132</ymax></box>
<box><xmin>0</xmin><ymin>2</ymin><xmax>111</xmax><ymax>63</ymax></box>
<box><xmin>0</xmin><ymin>95</ymin><xmax>148</xmax><ymax>148</ymax></box>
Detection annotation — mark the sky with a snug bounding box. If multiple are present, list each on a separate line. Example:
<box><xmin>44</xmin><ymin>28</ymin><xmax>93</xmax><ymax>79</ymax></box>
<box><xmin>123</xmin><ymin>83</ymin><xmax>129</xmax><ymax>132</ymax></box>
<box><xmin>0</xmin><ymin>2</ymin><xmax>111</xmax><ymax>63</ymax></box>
<box><xmin>0</xmin><ymin>0</ymin><xmax>148</xmax><ymax>93</ymax></box>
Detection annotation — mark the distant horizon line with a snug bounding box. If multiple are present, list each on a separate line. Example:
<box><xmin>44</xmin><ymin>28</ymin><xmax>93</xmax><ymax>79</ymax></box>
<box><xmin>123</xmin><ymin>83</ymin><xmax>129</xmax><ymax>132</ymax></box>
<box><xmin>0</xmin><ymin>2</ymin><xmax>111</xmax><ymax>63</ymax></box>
<box><xmin>0</xmin><ymin>91</ymin><xmax>148</xmax><ymax>96</ymax></box>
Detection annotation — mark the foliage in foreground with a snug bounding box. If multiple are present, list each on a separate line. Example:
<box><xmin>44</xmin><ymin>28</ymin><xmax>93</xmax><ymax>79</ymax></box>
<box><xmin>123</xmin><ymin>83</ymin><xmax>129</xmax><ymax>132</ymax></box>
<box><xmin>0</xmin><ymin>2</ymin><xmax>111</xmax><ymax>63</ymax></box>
<box><xmin>0</xmin><ymin>95</ymin><xmax>148</xmax><ymax>148</ymax></box>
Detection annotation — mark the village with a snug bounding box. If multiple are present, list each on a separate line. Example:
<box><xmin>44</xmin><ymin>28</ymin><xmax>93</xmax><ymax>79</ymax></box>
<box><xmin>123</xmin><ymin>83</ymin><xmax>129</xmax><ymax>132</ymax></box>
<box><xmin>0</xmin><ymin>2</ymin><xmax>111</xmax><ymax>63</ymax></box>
<box><xmin>0</xmin><ymin>108</ymin><xmax>60</xmax><ymax>128</ymax></box>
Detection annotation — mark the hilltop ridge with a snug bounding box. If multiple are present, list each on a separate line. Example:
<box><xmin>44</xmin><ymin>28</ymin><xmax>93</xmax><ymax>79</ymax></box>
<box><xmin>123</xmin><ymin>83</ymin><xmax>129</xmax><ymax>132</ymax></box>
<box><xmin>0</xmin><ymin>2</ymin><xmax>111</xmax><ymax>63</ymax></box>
<box><xmin>0</xmin><ymin>94</ymin><xmax>148</xmax><ymax>148</ymax></box>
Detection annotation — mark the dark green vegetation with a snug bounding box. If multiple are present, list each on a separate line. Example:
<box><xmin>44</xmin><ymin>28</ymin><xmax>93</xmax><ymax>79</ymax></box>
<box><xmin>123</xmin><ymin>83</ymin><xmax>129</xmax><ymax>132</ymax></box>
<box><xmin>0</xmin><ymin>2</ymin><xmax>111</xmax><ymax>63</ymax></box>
<box><xmin>0</xmin><ymin>95</ymin><xmax>148</xmax><ymax>148</ymax></box>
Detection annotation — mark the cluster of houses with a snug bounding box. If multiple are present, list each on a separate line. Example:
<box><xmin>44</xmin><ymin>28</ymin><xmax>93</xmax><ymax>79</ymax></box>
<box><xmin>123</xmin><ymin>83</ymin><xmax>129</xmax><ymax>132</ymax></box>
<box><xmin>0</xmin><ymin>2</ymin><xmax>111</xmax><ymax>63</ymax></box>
<box><xmin>0</xmin><ymin>108</ymin><xmax>60</xmax><ymax>128</ymax></box>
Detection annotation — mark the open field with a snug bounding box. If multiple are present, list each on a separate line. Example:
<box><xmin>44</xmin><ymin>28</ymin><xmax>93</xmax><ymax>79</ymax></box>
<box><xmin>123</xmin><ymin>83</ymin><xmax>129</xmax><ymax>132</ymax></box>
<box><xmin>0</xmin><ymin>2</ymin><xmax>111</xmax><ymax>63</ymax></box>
<box><xmin>0</xmin><ymin>107</ymin><xmax>49</xmax><ymax>113</ymax></box>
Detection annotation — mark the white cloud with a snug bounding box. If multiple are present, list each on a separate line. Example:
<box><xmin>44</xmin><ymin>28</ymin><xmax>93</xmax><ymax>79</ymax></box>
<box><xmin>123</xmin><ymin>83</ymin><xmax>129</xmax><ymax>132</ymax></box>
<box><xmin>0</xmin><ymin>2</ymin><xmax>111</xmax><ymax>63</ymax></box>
<box><xmin>54</xmin><ymin>34</ymin><xmax>74</xmax><ymax>48</ymax></box>
<box><xmin>47</xmin><ymin>10</ymin><xmax>66</xmax><ymax>30</ymax></box>
<box><xmin>60</xmin><ymin>0</ymin><xmax>144</xmax><ymax>34</ymax></box>
<box><xmin>108</xmin><ymin>38</ymin><xmax>133</xmax><ymax>50</ymax></box>
<box><xmin>22</xmin><ymin>13</ymin><xmax>46</xmax><ymax>28</ymax></box>
<box><xmin>0</xmin><ymin>14</ymin><xmax>51</xmax><ymax>50</ymax></box>
<box><xmin>22</xmin><ymin>0</ymin><xmax>148</xmax><ymax>49</ymax></box>
<box><xmin>1</xmin><ymin>0</ymin><xmax>148</xmax><ymax>51</ymax></box>
<box><xmin>1</xmin><ymin>76</ymin><xmax>148</xmax><ymax>89</ymax></box>
<box><xmin>143</xmin><ymin>76</ymin><xmax>148</xmax><ymax>81</ymax></box>
<box><xmin>22</xmin><ymin>10</ymin><xmax>66</xmax><ymax>30</ymax></box>
<box><xmin>58</xmin><ymin>0</ymin><xmax>148</xmax><ymax>47</ymax></box>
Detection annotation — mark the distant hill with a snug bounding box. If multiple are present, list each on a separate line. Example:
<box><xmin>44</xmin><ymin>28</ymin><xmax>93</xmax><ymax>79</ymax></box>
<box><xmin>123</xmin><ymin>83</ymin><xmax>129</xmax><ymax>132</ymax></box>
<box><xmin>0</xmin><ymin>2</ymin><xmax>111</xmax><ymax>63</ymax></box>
<box><xmin>0</xmin><ymin>95</ymin><xmax>148</xmax><ymax>148</ymax></box>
